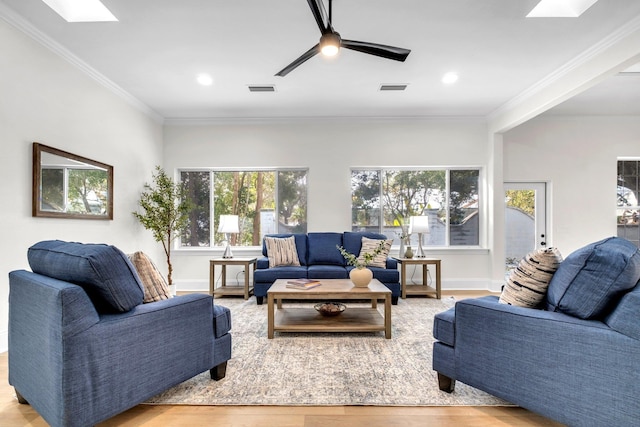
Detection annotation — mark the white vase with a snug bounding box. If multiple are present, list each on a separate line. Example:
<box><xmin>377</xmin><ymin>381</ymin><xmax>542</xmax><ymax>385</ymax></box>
<box><xmin>168</xmin><ymin>284</ymin><xmax>177</xmax><ymax>296</ymax></box>
<box><xmin>350</xmin><ymin>267</ymin><xmax>373</xmax><ymax>287</ymax></box>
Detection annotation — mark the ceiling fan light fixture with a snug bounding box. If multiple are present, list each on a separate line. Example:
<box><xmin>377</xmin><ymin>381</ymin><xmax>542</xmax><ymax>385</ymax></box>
<box><xmin>320</xmin><ymin>32</ymin><xmax>341</xmax><ymax>56</ymax></box>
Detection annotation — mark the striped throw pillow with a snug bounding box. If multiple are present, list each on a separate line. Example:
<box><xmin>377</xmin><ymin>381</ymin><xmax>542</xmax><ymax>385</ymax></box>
<box><xmin>127</xmin><ymin>251</ymin><xmax>171</xmax><ymax>303</ymax></box>
<box><xmin>357</xmin><ymin>237</ymin><xmax>393</xmax><ymax>268</ymax></box>
<box><xmin>500</xmin><ymin>247</ymin><xmax>563</xmax><ymax>308</ymax></box>
<box><xmin>265</xmin><ymin>236</ymin><xmax>301</xmax><ymax>268</ymax></box>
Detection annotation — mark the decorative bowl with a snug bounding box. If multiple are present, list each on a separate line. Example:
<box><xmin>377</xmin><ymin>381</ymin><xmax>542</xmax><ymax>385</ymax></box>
<box><xmin>314</xmin><ymin>302</ymin><xmax>346</xmax><ymax>317</ymax></box>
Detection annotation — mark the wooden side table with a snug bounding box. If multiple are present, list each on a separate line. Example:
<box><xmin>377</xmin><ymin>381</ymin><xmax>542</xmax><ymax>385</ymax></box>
<box><xmin>209</xmin><ymin>257</ymin><xmax>257</xmax><ymax>299</ymax></box>
<box><xmin>393</xmin><ymin>257</ymin><xmax>441</xmax><ymax>299</ymax></box>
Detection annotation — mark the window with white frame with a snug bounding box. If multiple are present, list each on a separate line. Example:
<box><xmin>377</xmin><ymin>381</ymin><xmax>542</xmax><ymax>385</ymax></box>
<box><xmin>179</xmin><ymin>169</ymin><xmax>308</xmax><ymax>248</ymax></box>
<box><xmin>617</xmin><ymin>159</ymin><xmax>640</xmax><ymax>247</ymax></box>
<box><xmin>351</xmin><ymin>168</ymin><xmax>481</xmax><ymax>247</ymax></box>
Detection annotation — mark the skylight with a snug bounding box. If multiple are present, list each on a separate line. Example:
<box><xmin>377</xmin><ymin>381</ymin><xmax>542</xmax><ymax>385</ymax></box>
<box><xmin>41</xmin><ymin>0</ymin><xmax>118</xmax><ymax>22</ymax></box>
<box><xmin>526</xmin><ymin>0</ymin><xmax>599</xmax><ymax>18</ymax></box>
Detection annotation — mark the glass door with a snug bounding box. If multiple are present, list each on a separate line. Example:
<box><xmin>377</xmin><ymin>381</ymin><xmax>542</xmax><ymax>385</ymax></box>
<box><xmin>504</xmin><ymin>182</ymin><xmax>547</xmax><ymax>274</ymax></box>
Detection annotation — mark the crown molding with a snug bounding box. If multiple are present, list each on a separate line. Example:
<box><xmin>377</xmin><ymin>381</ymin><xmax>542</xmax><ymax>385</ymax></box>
<box><xmin>0</xmin><ymin>3</ymin><xmax>164</xmax><ymax>124</ymax></box>
<box><xmin>163</xmin><ymin>115</ymin><xmax>488</xmax><ymax>127</ymax></box>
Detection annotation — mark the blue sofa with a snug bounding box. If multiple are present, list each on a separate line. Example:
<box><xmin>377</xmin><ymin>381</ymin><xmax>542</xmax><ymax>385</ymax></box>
<box><xmin>253</xmin><ymin>232</ymin><xmax>401</xmax><ymax>305</ymax></box>
<box><xmin>432</xmin><ymin>237</ymin><xmax>640</xmax><ymax>426</ymax></box>
<box><xmin>8</xmin><ymin>240</ymin><xmax>232</xmax><ymax>427</ymax></box>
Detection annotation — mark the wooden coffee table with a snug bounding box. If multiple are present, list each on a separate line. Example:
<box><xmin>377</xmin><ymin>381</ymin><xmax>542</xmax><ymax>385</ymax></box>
<box><xmin>267</xmin><ymin>278</ymin><xmax>392</xmax><ymax>339</ymax></box>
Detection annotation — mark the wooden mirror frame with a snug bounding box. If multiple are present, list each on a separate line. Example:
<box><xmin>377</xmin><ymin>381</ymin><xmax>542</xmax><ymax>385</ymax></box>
<box><xmin>32</xmin><ymin>143</ymin><xmax>114</xmax><ymax>219</ymax></box>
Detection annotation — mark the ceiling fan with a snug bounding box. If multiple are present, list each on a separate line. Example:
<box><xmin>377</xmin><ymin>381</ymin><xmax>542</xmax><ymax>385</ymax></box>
<box><xmin>275</xmin><ymin>0</ymin><xmax>411</xmax><ymax>77</ymax></box>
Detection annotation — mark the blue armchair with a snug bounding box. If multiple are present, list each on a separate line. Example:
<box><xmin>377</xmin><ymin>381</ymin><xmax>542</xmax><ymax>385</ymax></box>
<box><xmin>432</xmin><ymin>237</ymin><xmax>640</xmax><ymax>426</ymax></box>
<box><xmin>9</xmin><ymin>240</ymin><xmax>232</xmax><ymax>427</ymax></box>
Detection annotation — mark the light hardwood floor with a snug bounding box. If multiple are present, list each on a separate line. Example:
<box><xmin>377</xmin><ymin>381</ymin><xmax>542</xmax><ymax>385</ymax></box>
<box><xmin>0</xmin><ymin>291</ymin><xmax>564</xmax><ymax>426</ymax></box>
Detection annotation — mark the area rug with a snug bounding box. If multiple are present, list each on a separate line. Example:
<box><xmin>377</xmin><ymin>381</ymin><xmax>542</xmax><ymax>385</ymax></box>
<box><xmin>146</xmin><ymin>296</ymin><xmax>510</xmax><ymax>406</ymax></box>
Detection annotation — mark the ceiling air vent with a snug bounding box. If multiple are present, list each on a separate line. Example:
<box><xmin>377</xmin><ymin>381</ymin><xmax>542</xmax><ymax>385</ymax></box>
<box><xmin>248</xmin><ymin>85</ymin><xmax>276</xmax><ymax>92</ymax></box>
<box><xmin>379</xmin><ymin>84</ymin><xmax>407</xmax><ymax>91</ymax></box>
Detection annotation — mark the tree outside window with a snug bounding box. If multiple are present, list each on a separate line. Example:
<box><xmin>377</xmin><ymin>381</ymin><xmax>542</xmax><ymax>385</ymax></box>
<box><xmin>351</xmin><ymin>168</ymin><xmax>481</xmax><ymax>247</ymax></box>
<box><xmin>179</xmin><ymin>169</ymin><xmax>308</xmax><ymax>248</ymax></box>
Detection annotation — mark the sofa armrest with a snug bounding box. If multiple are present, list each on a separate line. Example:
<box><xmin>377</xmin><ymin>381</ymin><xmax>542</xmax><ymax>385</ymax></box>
<box><xmin>256</xmin><ymin>256</ymin><xmax>269</xmax><ymax>269</ymax></box>
<box><xmin>385</xmin><ymin>257</ymin><xmax>398</xmax><ymax>269</ymax></box>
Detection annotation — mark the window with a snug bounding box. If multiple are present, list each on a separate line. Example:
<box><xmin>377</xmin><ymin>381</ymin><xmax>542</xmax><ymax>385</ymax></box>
<box><xmin>617</xmin><ymin>159</ymin><xmax>640</xmax><ymax>246</ymax></box>
<box><xmin>179</xmin><ymin>169</ymin><xmax>308</xmax><ymax>248</ymax></box>
<box><xmin>351</xmin><ymin>168</ymin><xmax>481</xmax><ymax>247</ymax></box>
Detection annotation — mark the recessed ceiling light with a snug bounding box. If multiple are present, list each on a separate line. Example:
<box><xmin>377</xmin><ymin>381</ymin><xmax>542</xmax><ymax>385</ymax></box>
<box><xmin>41</xmin><ymin>0</ymin><xmax>118</xmax><ymax>22</ymax></box>
<box><xmin>526</xmin><ymin>0</ymin><xmax>599</xmax><ymax>18</ymax></box>
<box><xmin>197</xmin><ymin>74</ymin><xmax>214</xmax><ymax>86</ymax></box>
<box><xmin>442</xmin><ymin>72</ymin><xmax>459</xmax><ymax>85</ymax></box>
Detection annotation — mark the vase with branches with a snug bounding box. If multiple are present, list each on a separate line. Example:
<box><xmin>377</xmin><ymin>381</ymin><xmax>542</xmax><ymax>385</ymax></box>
<box><xmin>337</xmin><ymin>240</ymin><xmax>388</xmax><ymax>287</ymax></box>
<box><xmin>133</xmin><ymin>166</ymin><xmax>191</xmax><ymax>285</ymax></box>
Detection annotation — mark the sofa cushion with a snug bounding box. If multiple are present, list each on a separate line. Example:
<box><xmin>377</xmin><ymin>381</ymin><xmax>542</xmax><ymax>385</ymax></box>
<box><xmin>604</xmin><ymin>283</ymin><xmax>640</xmax><ymax>340</ymax></box>
<box><xmin>546</xmin><ymin>237</ymin><xmax>640</xmax><ymax>319</ymax></box>
<box><xmin>265</xmin><ymin>236</ymin><xmax>301</xmax><ymax>268</ymax></box>
<box><xmin>604</xmin><ymin>285</ymin><xmax>640</xmax><ymax>340</ymax></box>
<box><xmin>28</xmin><ymin>240</ymin><xmax>144</xmax><ymax>313</ymax></box>
<box><xmin>127</xmin><ymin>251</ymin><xmax>171</xmax><ymax>303</ymax></box>
<box><xmin>308</xmin><ymin>265</ymin><xmax>349</xmax><ymax>279</ymax></box>
<box><xmin>254</xmin><ymin>266</ymin><xmax>308</xmax><ymax>283</ymax></box>
<box><xmin>261</xmin><ymin>233</ymin><xmax>308</xmax><ymax>265</ymax></box>
<box><xmin>358</xmin><ymin>236</ymin><xmax>393</xmax><ymax>268</ymax></box>
<box><xmin>307</xmin><ymin>232</ymin><xmax>345</xmax><ymax>265</ymax></box>
<box><xmin>499</xmin><ymin>247</ymin><xmax>563</xmax><ymax>308</ymax></box>
<box><xmin>367</xmin><ymin>266</ymin><xmax>400</xmax><ymax>283</ymax></box>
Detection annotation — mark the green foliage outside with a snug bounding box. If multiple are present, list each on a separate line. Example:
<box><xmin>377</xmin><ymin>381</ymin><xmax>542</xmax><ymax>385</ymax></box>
<box><xmin>352</xmin><ymin>170</ymin><xmax>478</xmax><ymax>230</ymax></box>
<box><xmin>133</xmin><ymin>166</ymin><xmax>191</xmax><ymax>284</ymax></box>
<box><xmin>505</xmin><ymin>190</ymin><xmax>535</xmax><ymax>216</ymax></box>
<box><xmin>181</xmin><ymin>170</ymin><xmax>307</xmax><ymax>247</ymax></box>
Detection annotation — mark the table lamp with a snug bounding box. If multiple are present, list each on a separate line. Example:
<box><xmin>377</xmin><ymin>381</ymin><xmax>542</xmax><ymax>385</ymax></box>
<box><xmin>218</xmin><ymin>214</ymin><xmax>239</xmax><ymax>258</ymax></box>
<box><xmin>409</xmin><ymin>216</ymin><xmax>429</xmax><ymax>258</ymax></box>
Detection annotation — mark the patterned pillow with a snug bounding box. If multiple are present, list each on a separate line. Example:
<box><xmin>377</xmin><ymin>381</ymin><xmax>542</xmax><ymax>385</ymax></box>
<box><xmin>265</xmin><ymin>236</ymin><xmax>301</xmax><ymax>268</ymax></box>
<box><xmin>357</xmin><ymin>237</ymin><xmax>393</xmax><ymax>269</ymax></box>
<box><xmin>127</xmin><ymin>251</ymin><xmax>171</xmax><ymax>303</ymax></box>
<box><xmin>500</xmin><ymin>247</ymin><xmax>563</xmax><ymax>308</ymax></box>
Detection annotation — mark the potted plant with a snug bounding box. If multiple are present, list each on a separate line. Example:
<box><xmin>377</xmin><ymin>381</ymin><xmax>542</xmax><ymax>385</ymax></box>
<box><xmin>133</xmin><ymin>166</ymin><xmax>191</xmax><ymax>289</ymax></box>
<box><xmin>337</xmin><ymin>240</ymin><xmax>387</xmax><ymax>287</ymax></box>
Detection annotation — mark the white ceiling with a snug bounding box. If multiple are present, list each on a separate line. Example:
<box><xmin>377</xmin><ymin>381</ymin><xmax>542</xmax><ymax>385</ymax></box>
<box><xmin>2</xmin><ymin>0</ymin><xmax>640</xmax><ymax>121</ymax></box>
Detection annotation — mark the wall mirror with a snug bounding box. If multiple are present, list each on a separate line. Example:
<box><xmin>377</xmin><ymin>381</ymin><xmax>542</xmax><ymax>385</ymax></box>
<box><xmin>33</xmin><ymin>143</ymin><xmax>114</xmax><ymax>219</ymax></box>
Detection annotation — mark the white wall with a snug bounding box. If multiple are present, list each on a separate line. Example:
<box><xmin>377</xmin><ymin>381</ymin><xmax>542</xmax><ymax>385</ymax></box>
<box><xmin>0</xmin><ymin>19</ymin><xmax>164</xmax><ymax>352</ymax></box>
<box><xmin>163</xmin><ymin>118</ymin><xmax>493</xmax><ymax>292</ymax></box>
<box><xmin>503</xmin><ymin>115</ymin><xmax>640</xmax><ymax>256</ymax></box>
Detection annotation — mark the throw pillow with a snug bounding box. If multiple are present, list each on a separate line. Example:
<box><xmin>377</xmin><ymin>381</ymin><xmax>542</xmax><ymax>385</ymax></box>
<box><xmin>546</xmin><ymin>237</ymin><xmax>640</xmax><ymax>319</ymax></box>
<box><xmin>265</xmin><ymin>236</ymin><xmax>301</xmax><ymax>268</ymax></box>
<box><xmin>27</xmin><ymin>240</ymin><xmax>144</xmax><ymax>313</ymax></box>
<box><xmin>499</xmin><ymin>247</ymin><xmax>563</xmax><ymax>308</ymax></box>
<box><xmin>357</xmin><ymin>236</ymin><xmax>393</xmax><ymax>269</ymax></box>
<box><xmin>127</xmin><ymin>251</ymin><xmax>171</xmax><ymax>303</ymax></box>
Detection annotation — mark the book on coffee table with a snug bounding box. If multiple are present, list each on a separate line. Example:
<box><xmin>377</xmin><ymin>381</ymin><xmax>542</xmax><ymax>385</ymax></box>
<box><xmin>286</xmin><ymin>279</ymin><xmax>321</xmax><ymax>289</ymax></box>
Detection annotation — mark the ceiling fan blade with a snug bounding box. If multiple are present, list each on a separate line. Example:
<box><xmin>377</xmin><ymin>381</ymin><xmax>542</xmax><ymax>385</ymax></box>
<box><xmin>275</xmin><ymin>44</ymin><xmax>320</xmax><ymax>77</ymax></box>
<box><xmin>341</xmin><ymin>39</ymin><xmax>411</xmax><ymax>62</ymax></box>
<box><xmin>306</xmin><ymin>0</ymin><xmax>329</xmax><ymax>33</ymax></box>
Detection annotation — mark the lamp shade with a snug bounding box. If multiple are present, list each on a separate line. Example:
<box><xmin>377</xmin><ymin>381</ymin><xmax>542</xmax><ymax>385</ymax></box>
<box><xmin>217</xmin><ymin>215</ymin><xmax>239</xmax><ymax>234</ymax></box>
<box><xmin>409</xmin><ymin>216</ymin><xmax>429</xmax><ymax>234</ymax></box>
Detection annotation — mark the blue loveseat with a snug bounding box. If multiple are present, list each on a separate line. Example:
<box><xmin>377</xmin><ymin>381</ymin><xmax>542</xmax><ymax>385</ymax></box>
<box><xmin>9</xmin><ymin>240</ymin><xmax>232</xmax><ymax>427</ymax></box>
<box><xmin>432</xmin><ymin>237</ymin><xmax>640</xmax><ymax>426</ymax></box>
<box><xmin>253</xmin><ymin>232</ymin><xmax>401</xmax><ymax>305</ymax></box>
